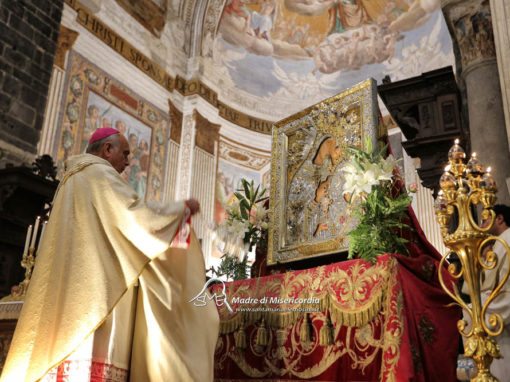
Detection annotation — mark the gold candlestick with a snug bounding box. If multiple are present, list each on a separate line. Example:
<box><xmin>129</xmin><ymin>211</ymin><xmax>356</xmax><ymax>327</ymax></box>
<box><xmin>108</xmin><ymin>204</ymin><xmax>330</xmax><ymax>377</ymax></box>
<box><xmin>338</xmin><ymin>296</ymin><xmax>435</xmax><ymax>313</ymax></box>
<box><xmin>435</xmin><ymin>139</ymin><xmax>508</xmax><ymax>381</ymax></box>
<box><xmin>1</xmin><ymin>218</ymin><xmax>43</xmax><ymax>302</ymax></box>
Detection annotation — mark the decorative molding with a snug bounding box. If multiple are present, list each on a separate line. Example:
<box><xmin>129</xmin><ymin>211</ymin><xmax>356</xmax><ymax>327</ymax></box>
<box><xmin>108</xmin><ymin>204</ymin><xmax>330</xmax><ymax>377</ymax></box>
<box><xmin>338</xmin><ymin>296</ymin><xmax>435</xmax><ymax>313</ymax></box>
<box><xmin>173</xmin><ymin>77</ymin><xmax>273</xmax><ymax>134</ymax></box>
<box><xmin>219</xmin><ymin>137</ymin><xmax>271</xmax><ymax>171</ymax></box>
<box><xmin>163</xmin><ymin>140</ymin><xmax>180</xmax><ymax>203</ymax></box>
<box><xmin>115</xmin><ymin>0</ymin><xmax>167</xmax><ymax>37</ymax></box>
<box><xmin>38</xmin><ymin>67</ymin><xmax>66</xmax><ymax>155</ymax></box>
<box><xmin>55</xmin><ymin>25</ymin><xmax>79</xmax><ymax>70</ymax></box>
<box><xmin>195</xmin><ymin>110</ymin><xmax>220</xmax><ymax>155</ymax></box>
<box><xmin>64</xmin><ymin>0</ymin><xmax>175</xmax><ymax>92</ymax></box>
<box><xmin>460</xmin><ymin>57</ymin><xmax>497</xmax><ymax>79</ymax></box>
<box><xmin>63</xmin><ymin>0</ymin><xmax>273</xmax><ymax>135</ymax></box>
<box><xmin>201</xmin><ymin>0</ymin><xmax>226</xmax><ymax>57</ymax></box>
<box><xmin>168</xmin><ymin>99</ymin><xmax>183</xmax><ymax>144</ymax></box>
<box><xmin>190</xmin><ymin>147</ymin><xmax>215</xmax><ymax>261</ymax></box>
<box><xmin>182</xmin><ymin>0</ymin><xmax>197</xmax><ymax>57</ymax></box>
<box><xmin>176</xmin><ymin>113</ymin><xmax>195</xmax><ymax>199</ymax></box>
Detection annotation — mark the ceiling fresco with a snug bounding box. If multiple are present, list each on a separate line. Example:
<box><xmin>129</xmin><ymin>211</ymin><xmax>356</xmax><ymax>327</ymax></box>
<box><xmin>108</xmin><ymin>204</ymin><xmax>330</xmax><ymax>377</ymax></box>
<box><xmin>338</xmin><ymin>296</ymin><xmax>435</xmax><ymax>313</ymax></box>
<box><xmin>203</xmin><ymin>0</ymin><xmax>454</xmax><ymax>120</ymax></box>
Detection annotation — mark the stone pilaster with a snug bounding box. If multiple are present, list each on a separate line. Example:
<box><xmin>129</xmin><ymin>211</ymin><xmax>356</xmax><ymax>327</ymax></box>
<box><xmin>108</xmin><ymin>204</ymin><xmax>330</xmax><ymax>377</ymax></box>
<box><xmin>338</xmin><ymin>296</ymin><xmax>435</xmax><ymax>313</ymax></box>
<box><xmin>175</xmin><ymin>107</ymin><xmax>196</xmax><ymax>200</ymax></box>
<box><xmin>442</xmin><ymin>0</ymin><xmax>510</xmax><ymax>204</ymax></box>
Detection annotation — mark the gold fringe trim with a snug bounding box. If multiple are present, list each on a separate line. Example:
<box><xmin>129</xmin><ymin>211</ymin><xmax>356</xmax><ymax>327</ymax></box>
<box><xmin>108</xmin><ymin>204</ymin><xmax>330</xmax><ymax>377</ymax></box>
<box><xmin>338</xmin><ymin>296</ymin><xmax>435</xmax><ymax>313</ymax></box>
<box><xmin>255</xmin><ymin>318</ymin><xmax>269</xmax><ymax>347</ymax></box>
<box><xmin>219</xmin><ymin>288</ymin><xmax>385</xmax><ymax>334</ymax></box>
<box><xmin>234</xmin><ymin>321</ymin><xmax>247</xmax><ymax>350</ymax></box>
<box><xmin>319</xmin><ymin>313</ymin><xmax>334</xmax><ymax>346</ymax></box>
<box><xmin>299</xmin><ymin>313</ymin><xmax>312</xmax><ymax>343</ymax></box>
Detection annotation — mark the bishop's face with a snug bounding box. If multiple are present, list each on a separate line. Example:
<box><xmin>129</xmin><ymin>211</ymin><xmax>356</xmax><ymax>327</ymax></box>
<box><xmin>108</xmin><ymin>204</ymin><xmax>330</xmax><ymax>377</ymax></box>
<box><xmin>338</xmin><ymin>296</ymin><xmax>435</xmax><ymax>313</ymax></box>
<box><xmin>108</xmin><ymin>134</ymin><xmax>131</xmax><ymax>174</ymax></box>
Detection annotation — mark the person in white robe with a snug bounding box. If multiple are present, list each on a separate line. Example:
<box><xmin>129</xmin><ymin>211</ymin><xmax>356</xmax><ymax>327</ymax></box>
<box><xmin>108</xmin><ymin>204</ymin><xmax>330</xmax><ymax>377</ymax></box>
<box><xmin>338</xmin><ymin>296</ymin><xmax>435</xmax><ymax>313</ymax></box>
<box><xmin>0</xmin><ymin>128</ymin><xmax>219</xmax><ymax>382</ymax></box>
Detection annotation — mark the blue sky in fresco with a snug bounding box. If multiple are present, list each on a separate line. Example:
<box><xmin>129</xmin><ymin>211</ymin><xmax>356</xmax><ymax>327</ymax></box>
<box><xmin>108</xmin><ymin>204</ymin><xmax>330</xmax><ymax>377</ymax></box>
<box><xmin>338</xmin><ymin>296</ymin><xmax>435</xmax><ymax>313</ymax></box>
<box><xmin>221</xmin><ymin>10</ymin><xmax>453</xmax><ymax>99</ymax></box>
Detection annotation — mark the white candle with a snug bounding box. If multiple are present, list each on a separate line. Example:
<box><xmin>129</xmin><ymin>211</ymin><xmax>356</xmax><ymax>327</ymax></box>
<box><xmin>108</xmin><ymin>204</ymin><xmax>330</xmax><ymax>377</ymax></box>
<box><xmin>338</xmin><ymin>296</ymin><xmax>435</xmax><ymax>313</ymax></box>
<box><xmin>23</xmin><ymin>225</ymin><xmax>33</xmax><ymax>255</ymax></box>
<box><xmin>30</xmin><ymin>216</ymin><xmax>41</xmax><ymax>249</ymax></box>
<box><xmin>38</xmin><ymin>221</ymin><xmax>48</xmax><ymax>251</ymax></box>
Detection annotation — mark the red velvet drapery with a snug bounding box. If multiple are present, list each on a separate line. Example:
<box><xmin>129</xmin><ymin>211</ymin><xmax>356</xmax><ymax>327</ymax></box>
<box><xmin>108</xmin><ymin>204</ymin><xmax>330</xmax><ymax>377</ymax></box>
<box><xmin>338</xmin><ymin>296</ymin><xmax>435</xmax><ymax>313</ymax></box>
<box><xmin>212</xmin><ymin>208</ymin><xmax>460</xmax><ymax>381</ymax></box>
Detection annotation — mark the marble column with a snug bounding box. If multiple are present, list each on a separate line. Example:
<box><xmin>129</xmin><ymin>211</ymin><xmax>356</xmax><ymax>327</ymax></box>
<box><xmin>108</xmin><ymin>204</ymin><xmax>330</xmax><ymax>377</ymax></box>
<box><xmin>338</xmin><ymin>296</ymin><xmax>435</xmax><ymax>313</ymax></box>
<box><xmin>489</xmin><ymin>0</ymin><xmax>510</xmax><ymax>152</ymax></box>
<box><xmin>442</xmin><ymin>0</ymin><xmax>510</xmax><ymax>205</ymax></box>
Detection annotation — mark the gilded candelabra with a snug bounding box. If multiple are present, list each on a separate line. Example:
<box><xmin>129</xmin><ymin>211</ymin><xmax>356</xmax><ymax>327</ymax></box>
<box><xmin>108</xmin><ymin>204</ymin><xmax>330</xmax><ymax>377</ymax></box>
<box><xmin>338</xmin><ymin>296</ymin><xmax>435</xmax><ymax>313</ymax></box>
<box><xmin>435</xmin><ymin>139</ymin><xmax>510</xmax><ymax>382</ymax></box>
<box><xmin>0</xmin><ymin>216</ymin><xmax>46</xmax><ymax>302</ymax></box>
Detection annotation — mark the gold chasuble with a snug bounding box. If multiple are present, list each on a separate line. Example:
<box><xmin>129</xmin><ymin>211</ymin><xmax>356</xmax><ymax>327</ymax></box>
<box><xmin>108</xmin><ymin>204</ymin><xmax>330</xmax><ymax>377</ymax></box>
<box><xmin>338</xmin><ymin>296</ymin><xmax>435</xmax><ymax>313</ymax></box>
<box><xmin>0</xmin><ymin>154</ymin><xmax>219</xmax><ymax>382</ymax></box>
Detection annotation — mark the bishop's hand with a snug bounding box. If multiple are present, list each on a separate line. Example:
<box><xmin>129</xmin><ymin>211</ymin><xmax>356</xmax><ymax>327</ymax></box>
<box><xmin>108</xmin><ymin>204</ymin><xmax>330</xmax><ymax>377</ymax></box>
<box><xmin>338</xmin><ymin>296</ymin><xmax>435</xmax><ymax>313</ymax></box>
<box><xmin>186</xmin><ymin>198</ymin><xmax>200</xmax><ymax>216</ymax></box>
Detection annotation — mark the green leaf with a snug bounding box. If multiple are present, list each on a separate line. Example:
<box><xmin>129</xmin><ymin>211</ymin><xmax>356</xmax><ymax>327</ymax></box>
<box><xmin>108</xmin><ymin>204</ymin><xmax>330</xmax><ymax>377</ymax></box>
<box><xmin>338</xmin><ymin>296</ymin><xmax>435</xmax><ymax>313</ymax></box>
<box><xmin>353</xmin><ymin>159</ymin><xmax>365</xmax><ymax>172</ymax></box>
<box><xmin>364</xmin><ymin>136</ymin><xmax>373</xmax><ymax>153</ymax></box>
<box><xmin>239</xmin><ymin>199</ymin><xmax>250</xmax><ymax>220</ymax></box>
<box><xmin>256</xmin><ymin>196</ymin><xmax>269</xmax><ymax>203</ymax></box>
<box><xmin>234</xmin><ymin>191</ymin><xmax>246</xmax><ymax>203</ymax></box>
<box><xmin>242</xmin><ymin>179</ymin><xmax>250</xmax><ymax>200</ymax></box>
<box><xmin>252</xmin><ymin>184</ymin><xmax>260</xmax><ymax>203</ymax></box>
<box><xmin>377</xmin><ymin>143</ymin><xmax>389</xmax><ymax>159</ymax></box>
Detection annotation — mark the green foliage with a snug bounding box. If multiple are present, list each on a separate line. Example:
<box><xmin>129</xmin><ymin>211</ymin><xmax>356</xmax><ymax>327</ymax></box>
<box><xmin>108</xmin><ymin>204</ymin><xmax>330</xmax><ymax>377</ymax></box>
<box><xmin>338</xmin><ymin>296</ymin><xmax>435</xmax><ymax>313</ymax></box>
<box><xmin>343</xmin><ymin>139</ymin><xmax>415</xmax><ymax>263</ymax></box>
<box><xmin>348</xmin><ymin>182</ymin><xmax>413</xmax><ymax>263</ymax></box>
<box><xmin>228</xmin><ymin>178</ymin><xmax>268</xmax><ymax>252</ymax></box>
<box><xmin>209</xmin><ymin>254</ymin><xmax>249</xmax><ymax>281</ymax></box>
<box><xmin>211</xmin><ymin>178</ymin><xmax>269</xmax><ymax>281</ymax></box>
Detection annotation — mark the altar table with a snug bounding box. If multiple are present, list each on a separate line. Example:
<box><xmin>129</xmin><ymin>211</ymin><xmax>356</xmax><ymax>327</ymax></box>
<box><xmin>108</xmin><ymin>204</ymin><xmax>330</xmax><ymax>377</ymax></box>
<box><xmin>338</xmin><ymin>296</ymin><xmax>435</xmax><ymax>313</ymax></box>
<box><xmin>212</xmin><ymin>252</ymin><xmax>460</xmax><ymax>381</ymax></box>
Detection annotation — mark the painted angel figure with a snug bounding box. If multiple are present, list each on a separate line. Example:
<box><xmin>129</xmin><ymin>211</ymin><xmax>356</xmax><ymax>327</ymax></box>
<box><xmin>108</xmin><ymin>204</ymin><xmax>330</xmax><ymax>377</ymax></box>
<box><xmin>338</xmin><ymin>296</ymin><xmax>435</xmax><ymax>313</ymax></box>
<box><xmin>249</xmin><ymin>0</ymin><xmax>277</xmax><ymax>41</ymax></box>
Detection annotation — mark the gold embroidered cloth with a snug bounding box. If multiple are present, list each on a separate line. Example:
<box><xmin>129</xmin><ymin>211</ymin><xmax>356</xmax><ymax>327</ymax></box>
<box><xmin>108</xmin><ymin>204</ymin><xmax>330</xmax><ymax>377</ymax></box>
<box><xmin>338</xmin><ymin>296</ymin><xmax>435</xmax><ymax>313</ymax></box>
<box><xmin>212</xmin><ymin>252</ymin><xmax>460</xmax><ymax>381</ymax></box>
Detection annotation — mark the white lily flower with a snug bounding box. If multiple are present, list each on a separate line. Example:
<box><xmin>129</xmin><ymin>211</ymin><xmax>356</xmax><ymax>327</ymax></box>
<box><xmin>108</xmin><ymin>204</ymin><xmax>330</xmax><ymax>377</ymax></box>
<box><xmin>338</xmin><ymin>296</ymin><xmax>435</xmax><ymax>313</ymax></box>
<box><xmin>359</xmin><ymin>170</ymin><xmax>378</xmax><ymax>194</ymax></box>
<box><xmin>228</xmin><ymin>201</ymin><xmax>240</xmax><ymax>216</ymax></box>
<box><xmin>342</xmin><ymin>172</ymin><xmax>358</xmax><ymax>196</ymax></box>
<box><xmin>382</xmin><ymin>155</ymin><xmax>399</xmax><ymax>174</ymax></box>
<box><xmin>255</xmin><ymin>205</ymin><xmax>267</xmax><ymax>221</ymax></box>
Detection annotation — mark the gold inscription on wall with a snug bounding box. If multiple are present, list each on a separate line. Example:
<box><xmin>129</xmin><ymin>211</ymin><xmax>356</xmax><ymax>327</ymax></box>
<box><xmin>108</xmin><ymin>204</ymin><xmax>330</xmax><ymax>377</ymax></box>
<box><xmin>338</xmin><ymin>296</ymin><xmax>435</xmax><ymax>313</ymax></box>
<box><xmin>218</xmin><ymin>102</ymin><xmax>272</xmax><ymax>134</ymax></box>
<box><xmin>64</xmin><ymin>0</ymin><xmax>273</xmax><ymax>135</ymax></box>
<box><xmin>67</xmin><ymin>0</ymin><xmax>174</xmax><ymax>92</ymax></box>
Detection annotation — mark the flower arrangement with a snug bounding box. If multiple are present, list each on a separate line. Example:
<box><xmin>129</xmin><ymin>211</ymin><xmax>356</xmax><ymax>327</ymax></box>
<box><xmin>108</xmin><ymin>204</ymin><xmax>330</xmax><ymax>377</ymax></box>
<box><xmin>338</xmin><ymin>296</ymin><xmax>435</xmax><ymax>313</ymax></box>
<box><xmin>341</xmin><ymin>138</ymin><xmax>416</xmax><ymax>263</ymax></box>
<box><xmin>211</xmin><ymin>179</ymin><xmax>269</xmax><ymax>280</ymax></box>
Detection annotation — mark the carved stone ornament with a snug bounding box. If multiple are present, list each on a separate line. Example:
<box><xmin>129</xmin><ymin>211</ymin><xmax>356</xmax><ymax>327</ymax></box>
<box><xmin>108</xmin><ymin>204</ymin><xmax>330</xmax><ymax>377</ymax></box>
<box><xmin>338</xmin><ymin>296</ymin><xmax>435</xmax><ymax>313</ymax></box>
<box><xmin>54</xmin><ymin>25</ymin><xmax>79</xmax><ymax>70</ymax></box>
<box><xmin>443</xmin><ymin>0</ymin><xmax>496</xmax><ymax>69</ymax></box>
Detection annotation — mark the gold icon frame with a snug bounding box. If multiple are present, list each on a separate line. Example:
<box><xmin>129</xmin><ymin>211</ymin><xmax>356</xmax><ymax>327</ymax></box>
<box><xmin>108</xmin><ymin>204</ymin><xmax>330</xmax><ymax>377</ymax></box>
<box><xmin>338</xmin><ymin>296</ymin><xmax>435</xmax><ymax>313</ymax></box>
<box><xmin>267</xmin><ymin>79</ymin><xmax>380</xmax><ymax>265</ymax></box>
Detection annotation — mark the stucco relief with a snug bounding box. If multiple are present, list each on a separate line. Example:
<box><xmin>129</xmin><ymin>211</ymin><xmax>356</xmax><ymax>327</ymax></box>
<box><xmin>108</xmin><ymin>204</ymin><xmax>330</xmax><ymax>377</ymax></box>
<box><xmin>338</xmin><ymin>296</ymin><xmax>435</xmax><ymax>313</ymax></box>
<box><xmin>177</xmin><ymin>113</ymin><xmax>195</xmax><ymax>199</ymax></box>
<box><xmin>202</xmin><ymin>0</ymin><xmax>227</xmax><ymax>57</ymax></box>
<box><xmin>219</xmin><ymin>137</ymin><xmax>271</xmax><ymax>170</ymax></box>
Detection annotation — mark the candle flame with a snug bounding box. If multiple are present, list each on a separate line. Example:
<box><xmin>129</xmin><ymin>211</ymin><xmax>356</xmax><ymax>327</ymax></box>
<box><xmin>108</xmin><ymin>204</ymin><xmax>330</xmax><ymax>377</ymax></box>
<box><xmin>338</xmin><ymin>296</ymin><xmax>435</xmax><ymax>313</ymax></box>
<box><xmin>472</xmin><ymin>152</ymin><xmax>477</xmax><ymax>157</ymax></box>
<box><xmin>487</xmin><ymin>166</ymin><xmax>492</xmax><ymax>173</ymax></box>
<box><xmin>454</xmin><ymin>138</ymin><xmax>460</xmax><ymax>144</ymax></box>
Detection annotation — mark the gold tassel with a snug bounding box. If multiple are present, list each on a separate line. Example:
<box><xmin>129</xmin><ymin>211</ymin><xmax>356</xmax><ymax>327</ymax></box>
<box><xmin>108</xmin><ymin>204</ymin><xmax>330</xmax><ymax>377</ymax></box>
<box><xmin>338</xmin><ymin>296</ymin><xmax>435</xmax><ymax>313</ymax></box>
<box><xmin>319</xmin><ymin>313</ymin><xmax>334</xmax><ymax>346</ymax></box>
<box><xmin>275</xmin><ymin>328</ymin><xmax>288</xmax><ymax>359</ymax></box>
<box><xmin>300</xmin><ymin>313</ymin><xmax>313</xmax><ymax>343</ymax></box>
<box><xmin>234</xmin><ymin>321</ymin><xmax>247</xmax><ymax>350</ymax></box>
<box><xmin>256</xmin><ymin>318</ymin><xmax>268</xmax><ymax>347</ymax></box>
